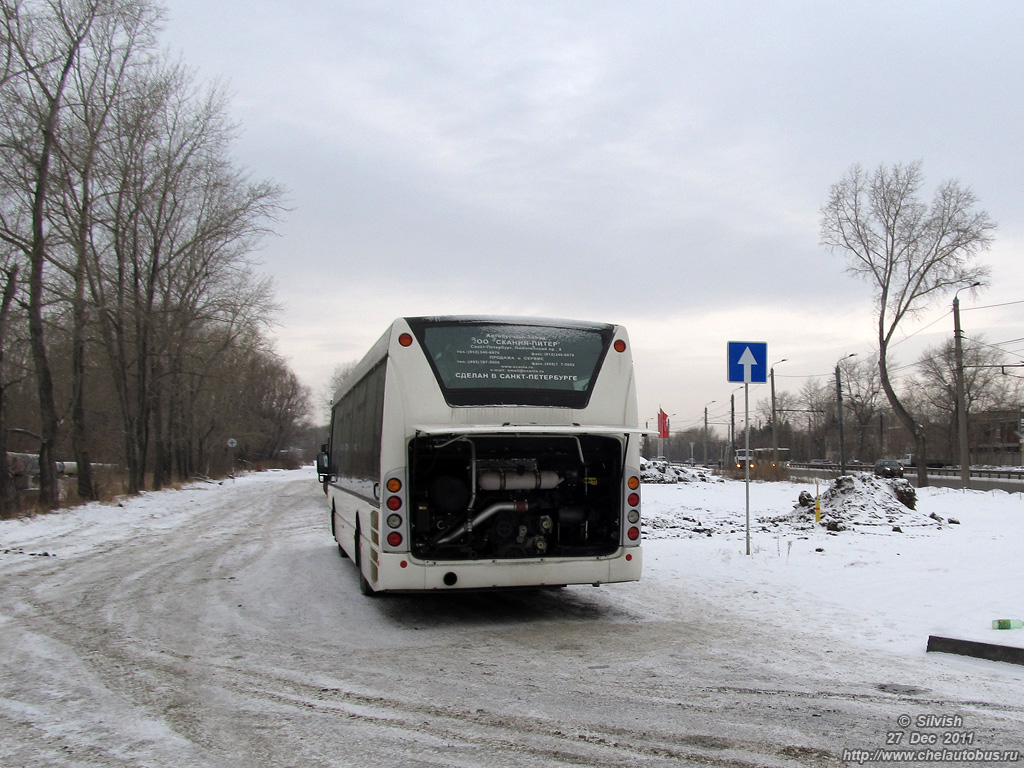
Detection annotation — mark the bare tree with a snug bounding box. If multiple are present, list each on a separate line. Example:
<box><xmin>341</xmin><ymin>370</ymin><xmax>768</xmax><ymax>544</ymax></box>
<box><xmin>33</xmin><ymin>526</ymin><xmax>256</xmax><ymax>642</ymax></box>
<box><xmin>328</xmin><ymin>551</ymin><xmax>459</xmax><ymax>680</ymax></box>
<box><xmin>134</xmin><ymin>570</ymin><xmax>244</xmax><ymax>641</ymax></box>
<box><xmin>0</xmin><ymin>257</ymin><xmax>19</xmax><ymax>515</ymax></box>
<box><xmin>839</xmin><ymin>356</ymin><xmax>885</xmax><ymax>461</ymax></box>
<box><xmin>321</xmin><ymin>360</ymin><xmax>357</xmax><ymax>422</ymax></box>
<box><xmin>247</xmin><ymin>353</ymin><xmax>312</xmax><ymax>461</ymax></box>
<box><xmin>157</xmin><ymin>268</ymin><xmax>278</xmax><ymax>485</ymax></box>
<box><xmin>48</xmin><ymin>0</ymin><xmax>160</xmax><ymax>499</ymax></box>
<box><xmin>1</xmin><ymin>0</ymin><xmax>158</xmax><ymax>505</ymax></box>
<box><xmin>915</xmin><ymin>336</ymin><xmax>1018</xmax><ymax>462</ymax></box>
<box><xmin>2</xmin><ymin>0</ymin><xmax>291</xmax><ymax>503</ymax></box>
<box><xmin>797</xmin><ymin>378</ymin><xmax>832</xmax><ymax>460</ymax></box>
<box><xmin>0</xmin><ymin>0</ymin><xmax>105</xmax><ymax>505</ymax></box>
<box><xmin>85</xmin><ymin>58</ymin><xmax>284</xmax><ymax>492</ymax></box>
<box><xmin>820</xmin><ymin>161</ymin><xmax>995</xmax><ymax>485</ymax></box>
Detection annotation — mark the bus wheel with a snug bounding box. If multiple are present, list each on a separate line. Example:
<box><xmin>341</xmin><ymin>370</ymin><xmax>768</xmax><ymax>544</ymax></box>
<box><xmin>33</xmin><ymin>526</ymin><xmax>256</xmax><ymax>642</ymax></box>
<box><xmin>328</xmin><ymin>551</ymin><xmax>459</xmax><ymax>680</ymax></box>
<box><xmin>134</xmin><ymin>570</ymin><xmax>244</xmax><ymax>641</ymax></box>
<box><xmin>354</xmin><ymin>522</ymin><xmax>375</xmax><ymax>597</ymax></box>
<box><xmin>331</xmin><ymin>506</ymin><xmax>348</xmax><ymax>559</ymax></box>
<box><xmin>358</xmin><ymin>569</ymin><xmax>375</xmax><ymax>596</ymax></box>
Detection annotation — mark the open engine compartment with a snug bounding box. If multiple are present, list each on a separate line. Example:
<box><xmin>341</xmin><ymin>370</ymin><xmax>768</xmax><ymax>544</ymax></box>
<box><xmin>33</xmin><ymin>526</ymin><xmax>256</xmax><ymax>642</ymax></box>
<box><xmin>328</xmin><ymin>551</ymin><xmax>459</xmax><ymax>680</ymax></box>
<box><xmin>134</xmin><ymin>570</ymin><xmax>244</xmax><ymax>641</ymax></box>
<box><xmin>408</xmin><ymin>434</ymin><xmax>624</xmax><ymax>561</ymax></box>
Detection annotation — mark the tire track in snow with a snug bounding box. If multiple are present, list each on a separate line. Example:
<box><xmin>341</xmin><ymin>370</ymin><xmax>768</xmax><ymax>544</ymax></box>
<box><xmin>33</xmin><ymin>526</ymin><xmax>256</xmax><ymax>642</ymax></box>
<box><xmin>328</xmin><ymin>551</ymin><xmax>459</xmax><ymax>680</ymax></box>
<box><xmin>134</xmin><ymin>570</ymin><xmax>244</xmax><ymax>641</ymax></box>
<box><xmin>4</xmin><ymin>471</ymin><xmax>1023</xmax><ymax>766</ymax></box>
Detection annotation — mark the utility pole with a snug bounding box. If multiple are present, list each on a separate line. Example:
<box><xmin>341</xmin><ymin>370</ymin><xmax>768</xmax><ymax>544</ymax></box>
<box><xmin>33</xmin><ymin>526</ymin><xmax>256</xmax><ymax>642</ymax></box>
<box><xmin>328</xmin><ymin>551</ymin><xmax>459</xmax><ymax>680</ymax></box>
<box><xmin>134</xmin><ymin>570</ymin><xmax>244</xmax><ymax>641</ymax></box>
<box><xmin>703</xmin><ymin>401</ymin><xmax>715</xmax><ymax>465</ymax></box>
<box><xmin>730</xmin><ymin>394</ymin><xmax>735</xmax><ymax>465</ymax></box>
<box><xmin>836</xmin><ymin>353</ymin><xmax>856</xmax><ymax>474</ymax></box>
<box><xmin>953</xmin><ymin>284</ymin><xmax>979</xmax><ymax>489</ymax></box>
<box><xmin>770</xmin><ymin>359</ymin><xmax>787</xmax><ymax>462</ymax></box>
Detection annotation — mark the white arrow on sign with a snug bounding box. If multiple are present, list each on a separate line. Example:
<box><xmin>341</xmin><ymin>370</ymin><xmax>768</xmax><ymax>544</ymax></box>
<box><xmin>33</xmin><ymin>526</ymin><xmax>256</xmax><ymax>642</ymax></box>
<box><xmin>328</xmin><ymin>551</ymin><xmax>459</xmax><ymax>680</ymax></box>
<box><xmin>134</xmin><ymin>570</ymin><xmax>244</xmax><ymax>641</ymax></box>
<box><xmin>738</xmin><ymin>346</ymin><xmax>758</xmax><ymax>383</ymax></box>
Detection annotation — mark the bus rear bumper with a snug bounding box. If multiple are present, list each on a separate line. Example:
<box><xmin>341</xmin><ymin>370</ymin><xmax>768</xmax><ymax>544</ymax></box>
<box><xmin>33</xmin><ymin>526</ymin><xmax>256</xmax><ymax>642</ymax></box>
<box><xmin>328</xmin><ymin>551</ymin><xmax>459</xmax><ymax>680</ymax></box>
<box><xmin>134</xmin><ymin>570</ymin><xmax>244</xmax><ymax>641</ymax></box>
<box><xmin>372</xmin><ymin>547</ymin><xmax>643</xmax><ymax>592</ymax></box>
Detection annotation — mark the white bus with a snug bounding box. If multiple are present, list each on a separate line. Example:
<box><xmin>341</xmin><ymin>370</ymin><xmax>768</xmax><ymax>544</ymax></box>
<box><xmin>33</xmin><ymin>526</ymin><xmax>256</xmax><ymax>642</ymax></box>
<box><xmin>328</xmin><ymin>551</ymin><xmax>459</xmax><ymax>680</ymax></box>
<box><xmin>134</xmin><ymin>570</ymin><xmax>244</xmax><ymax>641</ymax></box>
<box><xmin>316</xmin><ymin>316</ymin><xmax>645</xmax><ymax>594</ymax></box>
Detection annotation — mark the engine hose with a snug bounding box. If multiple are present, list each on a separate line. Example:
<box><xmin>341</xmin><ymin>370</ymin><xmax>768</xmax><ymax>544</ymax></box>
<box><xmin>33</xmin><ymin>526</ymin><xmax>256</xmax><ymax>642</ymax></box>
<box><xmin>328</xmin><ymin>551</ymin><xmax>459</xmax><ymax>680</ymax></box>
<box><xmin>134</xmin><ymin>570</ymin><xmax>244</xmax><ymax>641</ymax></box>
<box><xmin>432</xmin><ymin>500</ymin><xmax>529</xmax><ymax>546</ymax></box>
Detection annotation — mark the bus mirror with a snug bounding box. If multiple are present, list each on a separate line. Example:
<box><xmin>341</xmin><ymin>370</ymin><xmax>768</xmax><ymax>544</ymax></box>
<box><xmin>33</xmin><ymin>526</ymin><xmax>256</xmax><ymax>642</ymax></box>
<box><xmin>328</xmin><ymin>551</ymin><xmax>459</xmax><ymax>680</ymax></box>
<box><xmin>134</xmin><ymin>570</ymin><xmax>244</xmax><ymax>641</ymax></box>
<box><xmin>316</xmin><ymin>451</ymin><xmax>331</xmax><ymax>480</ymax></box>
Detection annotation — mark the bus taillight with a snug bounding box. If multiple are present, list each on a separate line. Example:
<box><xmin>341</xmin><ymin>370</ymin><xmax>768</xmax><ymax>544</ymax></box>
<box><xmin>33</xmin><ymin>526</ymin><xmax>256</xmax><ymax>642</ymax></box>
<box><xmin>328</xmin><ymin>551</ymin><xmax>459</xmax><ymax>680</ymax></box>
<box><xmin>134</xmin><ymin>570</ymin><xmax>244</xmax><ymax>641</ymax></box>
<box><xmin>382</xmin><ymin>472</ymin><xmax>407</xmax><ymax>552</ymax></box>
<box><xmin>624</xmin><ymin>471</ymin><xmax>641</xmax><ymax>544</ymax></box>
<box><xmin>614</xmin><ymin>339</ymin><xmax>626</xmax><ymax>353</ymax></box>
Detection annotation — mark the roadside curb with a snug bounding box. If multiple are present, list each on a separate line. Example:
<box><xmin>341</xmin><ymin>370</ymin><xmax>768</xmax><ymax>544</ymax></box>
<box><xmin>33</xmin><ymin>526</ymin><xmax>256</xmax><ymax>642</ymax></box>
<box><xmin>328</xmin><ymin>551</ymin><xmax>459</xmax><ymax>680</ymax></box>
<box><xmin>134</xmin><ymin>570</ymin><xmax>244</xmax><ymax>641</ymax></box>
<box><xmin>926</xmin><ymin>635</ymin><xmax>1024</xmax><ymax>666</ymax></box>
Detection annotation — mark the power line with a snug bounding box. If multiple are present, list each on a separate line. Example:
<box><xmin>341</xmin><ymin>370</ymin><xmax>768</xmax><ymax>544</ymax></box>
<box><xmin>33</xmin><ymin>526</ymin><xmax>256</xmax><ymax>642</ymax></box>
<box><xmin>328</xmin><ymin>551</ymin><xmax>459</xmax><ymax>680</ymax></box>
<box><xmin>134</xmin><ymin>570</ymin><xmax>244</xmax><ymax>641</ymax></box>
<box><xmin>889</xmin><ymin>309</ymin><xmax>952</xmax><ymax>349</ymax></box>
<box><xmin>963</xmin><ymin>334</ymin><xmax>1024</xmax><ymax>362</ymax></box>
<box><xmin>881</xmin><ymin>295</ymin><xmax>1023</xmax><ymax>354</ymax></box>
<box><xmin>962</xmin><ymin>298</ymin><xmax>1024</xmax><ymax>312</ymax></box>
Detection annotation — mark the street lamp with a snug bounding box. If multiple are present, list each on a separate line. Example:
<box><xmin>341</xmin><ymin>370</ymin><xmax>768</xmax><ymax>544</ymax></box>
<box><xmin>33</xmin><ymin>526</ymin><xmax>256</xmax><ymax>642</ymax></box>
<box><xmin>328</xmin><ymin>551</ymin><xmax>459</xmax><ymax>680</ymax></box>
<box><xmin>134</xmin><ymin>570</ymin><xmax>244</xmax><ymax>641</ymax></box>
<box><xmin>836</xmin><ymin>353</ymin><xmax>857</xmax><ymax>474</ymax></box>
<box><xmin>954</xmin><ymin>282</ymin><xmax>982</xmax><ymax>489</ymax></box>
<box><xmin>770</xmin><ymin>358</ymin><xmax>788</xmax><ymax>462</ymax></box>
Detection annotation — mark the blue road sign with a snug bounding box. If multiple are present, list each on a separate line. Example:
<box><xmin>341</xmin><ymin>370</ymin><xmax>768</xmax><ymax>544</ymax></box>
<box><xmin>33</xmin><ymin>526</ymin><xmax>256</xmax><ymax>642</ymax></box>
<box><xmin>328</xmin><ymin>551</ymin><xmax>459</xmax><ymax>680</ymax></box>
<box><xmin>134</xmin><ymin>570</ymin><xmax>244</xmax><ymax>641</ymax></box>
<box><xmin>728</xmin><ymin>341</ymin><xmax>768</xmax><ymax>383</ymax></box>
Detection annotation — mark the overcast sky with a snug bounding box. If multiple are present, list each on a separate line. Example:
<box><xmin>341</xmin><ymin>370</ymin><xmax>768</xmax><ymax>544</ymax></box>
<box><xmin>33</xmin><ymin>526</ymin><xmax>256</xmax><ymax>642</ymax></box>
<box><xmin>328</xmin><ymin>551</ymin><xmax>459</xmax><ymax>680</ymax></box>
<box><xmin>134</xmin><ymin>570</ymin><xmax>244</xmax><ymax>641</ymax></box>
<box><xmin>160</xmin><ymin>0</ymin><xmax>1024</xmax><ymax>431</ymax></box>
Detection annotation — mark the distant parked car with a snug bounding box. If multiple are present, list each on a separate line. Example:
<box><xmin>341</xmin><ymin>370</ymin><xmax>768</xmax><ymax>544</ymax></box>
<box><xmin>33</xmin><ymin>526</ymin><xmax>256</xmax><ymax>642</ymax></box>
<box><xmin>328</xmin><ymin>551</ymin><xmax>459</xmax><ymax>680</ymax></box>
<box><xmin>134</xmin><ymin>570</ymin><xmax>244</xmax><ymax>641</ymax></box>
<box><xmin>874</xmin><ymin>459</ymin><xmax>904</xmax><ymax>478</ymax></box>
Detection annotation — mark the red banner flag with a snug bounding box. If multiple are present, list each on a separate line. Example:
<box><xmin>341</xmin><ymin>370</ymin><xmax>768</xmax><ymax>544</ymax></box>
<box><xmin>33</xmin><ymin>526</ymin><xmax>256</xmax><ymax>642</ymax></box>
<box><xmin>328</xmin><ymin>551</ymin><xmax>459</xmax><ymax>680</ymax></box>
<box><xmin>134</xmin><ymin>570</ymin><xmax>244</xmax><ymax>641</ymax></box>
<box><xmin>658</xmin><ymin>408</ymin><xmax>669</xmax><ymax>439</ymax></box>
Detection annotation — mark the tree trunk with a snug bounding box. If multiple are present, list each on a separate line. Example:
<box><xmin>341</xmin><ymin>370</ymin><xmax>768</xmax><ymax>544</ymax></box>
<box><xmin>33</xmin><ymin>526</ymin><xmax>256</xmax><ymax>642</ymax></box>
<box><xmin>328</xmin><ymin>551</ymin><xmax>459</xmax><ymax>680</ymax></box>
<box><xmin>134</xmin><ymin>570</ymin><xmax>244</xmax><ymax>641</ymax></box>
<box><xmin>71</xmin><ymin>177</ymin><xmax>95</xmax><ymax>501</ymax></box>
<box><xmin>29</xmin><ymin>98</ymin><xmax>62</xmax><ymax>508</ymax></box>
<box><xmin>878</xmin><ymin>339</ymin><xmax>929</xmax><ymax>487</ymax></box>
<box><xmin>914</xmin><ymin>433</ymin><xmax>929</xmax><ymax>487</ymax></box>
<box><xmin>70</xmin><ymin>310</ymin><xmax>96</xmax><ymax>500</ymax></box>
<box><xmin>151</xmin><ymin>357</ymin><xmax>165</xmax><ymax>490</ymax></box>
<box><xmin>0</xmin><ymin>384</ymin><xmax>12</xmax><ymax>518</ymax></box>
<box><xmin>0</xmin><ymin>266</ymin><xmax>17</xmax><ymax>517</ymax></box>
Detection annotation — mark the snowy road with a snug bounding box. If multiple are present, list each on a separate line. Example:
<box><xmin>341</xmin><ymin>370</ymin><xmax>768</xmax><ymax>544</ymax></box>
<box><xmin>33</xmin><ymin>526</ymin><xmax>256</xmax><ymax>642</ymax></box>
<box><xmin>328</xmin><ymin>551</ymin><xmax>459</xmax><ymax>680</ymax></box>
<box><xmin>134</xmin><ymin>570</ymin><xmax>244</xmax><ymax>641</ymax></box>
<box><xmin>2</xmin><ymin>470</ymin><xmax>1023</xmax><ymax>767</ymax></box>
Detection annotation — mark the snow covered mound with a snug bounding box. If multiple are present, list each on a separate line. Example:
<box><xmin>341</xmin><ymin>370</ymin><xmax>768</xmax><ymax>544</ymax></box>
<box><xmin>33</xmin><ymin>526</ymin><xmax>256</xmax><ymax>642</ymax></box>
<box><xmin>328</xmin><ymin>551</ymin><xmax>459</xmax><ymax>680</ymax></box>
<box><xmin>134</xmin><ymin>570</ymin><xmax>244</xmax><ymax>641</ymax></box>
<box><xmin>640</xmin><ymin>458</ymin><xmax>720</xmax><ymax>484</ymax></box>
<box><xmin>642</xmin><ymin>472</ymin><xmax>955</xmax><ymax>539</ymax></box>
<box><xmin>763</xmin><ymin>474</ymin><xmax>950</xmax><ymax>533</ymax></box>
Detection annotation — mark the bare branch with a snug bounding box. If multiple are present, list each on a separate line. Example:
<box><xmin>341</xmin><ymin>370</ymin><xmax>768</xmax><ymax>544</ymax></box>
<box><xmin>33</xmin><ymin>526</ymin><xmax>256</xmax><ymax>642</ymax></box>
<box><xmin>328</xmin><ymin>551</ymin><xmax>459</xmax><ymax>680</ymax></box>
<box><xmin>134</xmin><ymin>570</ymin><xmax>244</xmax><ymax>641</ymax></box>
<box><xmin>820</xmin><ymin>161</ymin><xmax>995</xmax><ymax>484</ymax></box>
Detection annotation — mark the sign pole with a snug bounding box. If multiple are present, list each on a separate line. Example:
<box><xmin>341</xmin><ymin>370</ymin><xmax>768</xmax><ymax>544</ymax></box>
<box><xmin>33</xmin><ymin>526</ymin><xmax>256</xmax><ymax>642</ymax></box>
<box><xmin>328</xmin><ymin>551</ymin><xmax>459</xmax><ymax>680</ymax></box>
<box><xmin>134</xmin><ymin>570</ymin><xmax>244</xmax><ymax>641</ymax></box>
<box><xmin>744</xmin><ymin>381</ymin><xmax>751</xmax><ymax>556</ymax></box>
<box><xmin>726</xmin><ymin>341</ymin><xmax>767</xmax><ymax>558</ymax></box>
<box><xmin>227</xmin><ymin>437</ymin><xmax>237</xmax><ymax>481</ymax></box>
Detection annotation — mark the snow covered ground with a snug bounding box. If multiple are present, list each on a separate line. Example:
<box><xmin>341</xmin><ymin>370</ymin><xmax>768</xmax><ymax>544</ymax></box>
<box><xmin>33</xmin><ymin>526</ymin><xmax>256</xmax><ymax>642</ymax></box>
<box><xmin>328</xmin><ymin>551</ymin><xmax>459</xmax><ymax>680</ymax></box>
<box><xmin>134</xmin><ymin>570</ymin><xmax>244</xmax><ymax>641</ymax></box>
<box><xmin>639</xmin><ymin>460</ymin><xmax>1024</xmax><ymax>656</ymax></box>
<box><xmin>4</xmin><ymin>465</ymin><xmax>1024</xmax><ymax>661</ymax></box>
<box><xmin>2</xmin><ymin>465</ymin><xmax>1023</xmax><ymax>766</ymax></box>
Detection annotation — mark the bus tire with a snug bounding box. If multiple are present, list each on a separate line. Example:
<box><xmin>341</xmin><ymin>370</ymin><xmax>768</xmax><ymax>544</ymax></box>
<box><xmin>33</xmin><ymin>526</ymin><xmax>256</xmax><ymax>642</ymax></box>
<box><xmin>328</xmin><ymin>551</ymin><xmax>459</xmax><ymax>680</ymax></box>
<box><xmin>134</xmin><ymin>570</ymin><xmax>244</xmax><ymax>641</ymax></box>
<box><xmin>330</xmin><ymin>505</ymin><xmax>348</xmax><ymax>559</ymax></box>
<box><xmin>354</xmin><ymin>521</ymin><xmax>375</xmax><ymax>597</ymax></box>
<box><xmin>358</xmin><ymin>568</ymin><xmax>374</xmax><ymax>596</ymax></box>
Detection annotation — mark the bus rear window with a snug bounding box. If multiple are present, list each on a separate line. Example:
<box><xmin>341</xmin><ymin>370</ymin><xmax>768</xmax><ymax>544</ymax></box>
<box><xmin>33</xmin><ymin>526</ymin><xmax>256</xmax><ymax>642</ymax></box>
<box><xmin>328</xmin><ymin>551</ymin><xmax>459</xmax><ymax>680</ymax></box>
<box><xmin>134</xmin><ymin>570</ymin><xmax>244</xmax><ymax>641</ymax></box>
<box><xmin>409</xmin><ymin>320</ymin><xmax>614</xmax><ymax>407</ymax></box>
